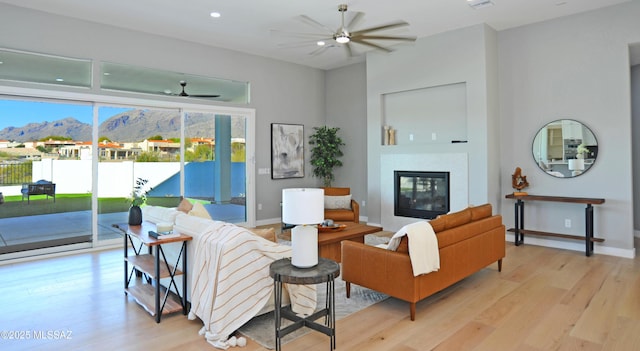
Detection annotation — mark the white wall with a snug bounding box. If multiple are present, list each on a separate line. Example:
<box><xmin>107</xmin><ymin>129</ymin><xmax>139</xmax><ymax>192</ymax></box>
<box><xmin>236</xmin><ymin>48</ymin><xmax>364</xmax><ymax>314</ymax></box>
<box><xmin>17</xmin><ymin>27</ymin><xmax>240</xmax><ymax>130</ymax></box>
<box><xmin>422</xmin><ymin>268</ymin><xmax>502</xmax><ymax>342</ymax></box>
<box><xmin>0</xmin><ymin>3</ymin><xmax>326</xmax><ymax>222</ymax></box>
<box><xmin>499</xmin><ymin>2</ymin><xmax>640</xmax><ymax>257</ymax></box>
<box><xmin>366</xmin><ymin>24</ymin><xmax>498</xmax><ymax>226</ymax></box>
<box><xmin>325</xmin><ymin>62</ymin><xmax>368</xmax><ymax>217</ymax></box>
<box><xmin>633</xmin><ymin>64</ymin><xmax>640</xmax><ymax>235</ymax></box>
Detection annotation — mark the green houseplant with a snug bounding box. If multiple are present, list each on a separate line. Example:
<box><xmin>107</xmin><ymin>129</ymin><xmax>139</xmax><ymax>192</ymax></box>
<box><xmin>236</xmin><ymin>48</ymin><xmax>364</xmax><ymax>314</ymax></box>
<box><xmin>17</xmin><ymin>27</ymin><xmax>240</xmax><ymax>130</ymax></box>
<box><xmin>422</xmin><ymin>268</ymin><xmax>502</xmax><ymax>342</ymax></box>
<box><xmin>309</xmin><ymin>126</ymin><xmax>345</xmax><ymax>187</ymax></box>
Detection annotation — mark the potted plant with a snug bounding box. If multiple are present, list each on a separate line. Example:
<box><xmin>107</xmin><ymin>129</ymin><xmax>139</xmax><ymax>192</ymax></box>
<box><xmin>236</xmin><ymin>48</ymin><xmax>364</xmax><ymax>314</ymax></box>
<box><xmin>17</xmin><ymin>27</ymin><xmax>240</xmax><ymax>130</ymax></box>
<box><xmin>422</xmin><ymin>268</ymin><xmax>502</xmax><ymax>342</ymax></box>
<box><xmin>128</xmin><ymin>177</ymin><xmax>149</xmax><ymax>225</ymax></box>
<box><xmin>309</xmin><ymin>126</ymin><xmax>345</xmax><ymax>187</ymax></box>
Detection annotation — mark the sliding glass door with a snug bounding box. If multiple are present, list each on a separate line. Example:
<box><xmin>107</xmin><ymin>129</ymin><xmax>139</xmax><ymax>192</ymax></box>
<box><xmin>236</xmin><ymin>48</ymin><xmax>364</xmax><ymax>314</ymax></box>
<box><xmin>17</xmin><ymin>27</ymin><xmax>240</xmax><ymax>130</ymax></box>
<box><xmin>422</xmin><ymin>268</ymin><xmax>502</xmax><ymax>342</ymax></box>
<box><xmin>96</xmin><ymin>106</ymin><xmax>182</xmax><ymax>244</ymax></box>
<box><xmin>0</xmin><ymin>98</ymin><xmax>93</xmax><ymax>255</ymax></box>
<box><xmin>183</xmin><ymin>112</ymin><xmax>248</xmax><ymax>224</ymax></box>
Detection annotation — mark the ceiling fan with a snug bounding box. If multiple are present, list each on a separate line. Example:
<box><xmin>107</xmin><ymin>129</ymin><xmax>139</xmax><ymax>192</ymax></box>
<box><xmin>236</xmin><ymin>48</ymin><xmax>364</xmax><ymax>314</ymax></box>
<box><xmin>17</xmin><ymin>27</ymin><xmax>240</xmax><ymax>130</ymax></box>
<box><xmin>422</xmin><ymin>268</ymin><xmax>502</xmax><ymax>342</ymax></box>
<box><xmin>277</xmin><ymin>4</ymin><xmax>416</xmax><ymax>56</ymax></box>
<box><xmin>165</xmin><ymin>81</ymin><xmax>220</xmax><ymax>98</ymax></box>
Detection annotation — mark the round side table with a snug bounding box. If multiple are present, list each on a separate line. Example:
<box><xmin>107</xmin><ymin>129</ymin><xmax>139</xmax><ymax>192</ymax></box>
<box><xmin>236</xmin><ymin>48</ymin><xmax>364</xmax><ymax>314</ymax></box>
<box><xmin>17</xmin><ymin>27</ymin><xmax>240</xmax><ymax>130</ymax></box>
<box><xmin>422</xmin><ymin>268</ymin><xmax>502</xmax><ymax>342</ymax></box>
<box><xmin>269</xmin><ymin>257</ymin><xmax>340</xmax><ymax>351</ymax></box>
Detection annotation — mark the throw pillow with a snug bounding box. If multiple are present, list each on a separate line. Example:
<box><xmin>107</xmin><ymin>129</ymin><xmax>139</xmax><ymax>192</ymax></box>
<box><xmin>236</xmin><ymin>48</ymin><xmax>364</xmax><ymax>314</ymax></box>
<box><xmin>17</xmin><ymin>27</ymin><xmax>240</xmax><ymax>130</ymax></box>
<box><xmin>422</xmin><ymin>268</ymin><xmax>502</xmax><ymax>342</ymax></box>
<box><xmin>188</xmin><ymin>202</ymin><xmax>212</xmax><ymax>220</ymax></box>
<box><xmin>324</xmin><ymin>195</ymin><xmax>352</xmax><ymax>210</ymax></box>
<box><xmin>247</xmin><ymin>227</ymin><xmax>277</xmax><ymax>243</ymax></box>
<box><xmin>177</xmin><ymin>198</ymin><xmax>193</xmax><ymax>214</ymax></box>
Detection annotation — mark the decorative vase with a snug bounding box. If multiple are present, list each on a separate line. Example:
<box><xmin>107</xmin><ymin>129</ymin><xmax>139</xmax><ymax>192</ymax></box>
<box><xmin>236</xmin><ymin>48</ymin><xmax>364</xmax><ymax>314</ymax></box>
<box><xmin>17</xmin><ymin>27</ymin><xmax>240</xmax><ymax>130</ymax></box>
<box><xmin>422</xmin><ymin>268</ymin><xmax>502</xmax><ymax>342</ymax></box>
<box><xmin>128</xmin><ymin>205</ymin><xmax>142</xmax><ymax>225</ymax></box>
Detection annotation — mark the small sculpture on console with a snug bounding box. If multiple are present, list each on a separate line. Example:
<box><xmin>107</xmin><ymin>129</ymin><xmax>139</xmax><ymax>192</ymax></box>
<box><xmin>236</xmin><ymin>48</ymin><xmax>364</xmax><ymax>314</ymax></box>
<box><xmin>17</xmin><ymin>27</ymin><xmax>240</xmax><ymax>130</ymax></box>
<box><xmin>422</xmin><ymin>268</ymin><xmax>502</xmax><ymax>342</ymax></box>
<box><xmin>511</xmin><ymin>167</ymin><xmax>529</xmax><ymax>196</ymax></box>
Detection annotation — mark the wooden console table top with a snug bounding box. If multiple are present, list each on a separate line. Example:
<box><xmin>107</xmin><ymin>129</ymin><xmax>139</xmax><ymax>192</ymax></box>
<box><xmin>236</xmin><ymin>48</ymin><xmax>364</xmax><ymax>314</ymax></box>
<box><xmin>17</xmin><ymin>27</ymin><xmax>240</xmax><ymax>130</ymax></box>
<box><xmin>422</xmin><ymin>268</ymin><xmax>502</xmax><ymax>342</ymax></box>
<box><xmin>505</xmin><ymin>193</ymin><xmax>605</xmax><ymax>205</ymax></box>
<box><xmin>505</xmin><ymin>193</ymin><xmax>604</xmax><ymax>256</ymax></box>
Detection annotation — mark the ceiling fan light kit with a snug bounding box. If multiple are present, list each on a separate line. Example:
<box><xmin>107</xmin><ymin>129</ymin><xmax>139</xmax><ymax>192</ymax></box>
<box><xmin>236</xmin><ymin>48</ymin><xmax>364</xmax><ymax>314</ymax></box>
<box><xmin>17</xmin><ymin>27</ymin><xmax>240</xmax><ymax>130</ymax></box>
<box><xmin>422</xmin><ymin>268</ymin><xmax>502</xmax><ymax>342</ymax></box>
<box><xmin>280</xmin><ymin>3</ymin><xmax>416</xmax><ymax>57</ymax></box>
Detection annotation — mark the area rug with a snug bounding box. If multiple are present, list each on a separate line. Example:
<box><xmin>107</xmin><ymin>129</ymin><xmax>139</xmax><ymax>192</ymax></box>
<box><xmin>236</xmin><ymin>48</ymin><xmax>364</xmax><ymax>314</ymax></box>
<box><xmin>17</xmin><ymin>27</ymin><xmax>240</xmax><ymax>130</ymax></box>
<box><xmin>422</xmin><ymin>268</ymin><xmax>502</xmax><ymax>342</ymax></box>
<box><xmin>236</xmin><ymin>234</ymin><xmax>391</xmax><ymax>349</ymax></box>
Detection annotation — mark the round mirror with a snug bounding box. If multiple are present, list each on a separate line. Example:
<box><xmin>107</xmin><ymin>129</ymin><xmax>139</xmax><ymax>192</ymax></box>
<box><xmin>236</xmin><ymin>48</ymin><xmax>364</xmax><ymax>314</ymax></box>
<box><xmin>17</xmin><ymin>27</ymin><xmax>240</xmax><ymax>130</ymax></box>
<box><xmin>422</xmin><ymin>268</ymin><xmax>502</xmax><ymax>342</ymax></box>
<box><xmin>532</xmin><ymin>119</ymin><xmax>598</xmax><ymax>178</ymax></box>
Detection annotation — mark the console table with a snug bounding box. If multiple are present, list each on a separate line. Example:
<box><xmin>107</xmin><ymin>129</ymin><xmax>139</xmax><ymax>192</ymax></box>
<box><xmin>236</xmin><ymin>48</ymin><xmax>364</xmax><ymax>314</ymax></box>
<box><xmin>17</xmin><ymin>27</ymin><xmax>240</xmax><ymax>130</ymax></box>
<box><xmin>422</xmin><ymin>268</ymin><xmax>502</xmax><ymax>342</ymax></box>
<box><xmin>505</xmin><ymin>194</ymin><xmax>605</xmax><ymax>257</ymax></box>
<box><xmin>115</xmin><ymin>222</ymin><xmax>192</xmax><ymax>323</ymax></box>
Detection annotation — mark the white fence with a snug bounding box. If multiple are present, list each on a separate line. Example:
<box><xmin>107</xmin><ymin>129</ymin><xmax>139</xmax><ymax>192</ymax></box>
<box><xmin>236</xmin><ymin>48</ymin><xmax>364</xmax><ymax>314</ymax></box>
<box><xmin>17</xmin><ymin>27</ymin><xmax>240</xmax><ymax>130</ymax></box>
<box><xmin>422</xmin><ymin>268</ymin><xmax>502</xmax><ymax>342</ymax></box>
<box><xmin>0</xmin><ymin>159</ymin><xmax>179</xmax><ymax>197</ymax></box>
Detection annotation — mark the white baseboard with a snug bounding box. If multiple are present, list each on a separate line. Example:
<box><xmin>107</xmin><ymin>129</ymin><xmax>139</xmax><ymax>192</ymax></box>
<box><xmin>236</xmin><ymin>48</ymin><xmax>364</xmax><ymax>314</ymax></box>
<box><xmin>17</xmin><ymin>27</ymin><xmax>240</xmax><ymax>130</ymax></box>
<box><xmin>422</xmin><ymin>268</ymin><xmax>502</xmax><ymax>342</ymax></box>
<box><xmin>505</xmin><ymin>233</ymin><xmax>635</xmax><ymax>259</ymax></box>
<box><xmin>255</xmin><ymin>217</ymin><xmax>282</xmax><ymax>227</ymax></box>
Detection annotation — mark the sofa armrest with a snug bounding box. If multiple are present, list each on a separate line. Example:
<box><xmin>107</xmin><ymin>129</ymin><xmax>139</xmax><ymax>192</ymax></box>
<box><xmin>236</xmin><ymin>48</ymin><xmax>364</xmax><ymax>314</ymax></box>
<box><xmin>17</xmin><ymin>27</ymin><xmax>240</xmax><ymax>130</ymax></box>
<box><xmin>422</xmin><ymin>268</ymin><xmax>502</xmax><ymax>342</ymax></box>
<box><xmin>341</xmin><ymin>240</ymin><xmax>416</xmax><ymax>300</ymax></box>
<box><xmin>350</xmin><ymin>199</ymin><xmax>359</xmax><ymax>223</ymax></box>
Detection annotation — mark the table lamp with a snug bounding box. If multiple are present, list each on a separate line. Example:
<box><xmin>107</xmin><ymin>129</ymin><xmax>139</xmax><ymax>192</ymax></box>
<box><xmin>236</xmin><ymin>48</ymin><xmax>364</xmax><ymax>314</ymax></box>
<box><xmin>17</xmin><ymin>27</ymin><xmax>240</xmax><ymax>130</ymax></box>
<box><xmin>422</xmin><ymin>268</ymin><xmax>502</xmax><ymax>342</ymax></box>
<box><xmin>568</xmin><ymin>158</ymin><xmax>585</xmax><ymax>176</ymax></box>
<box><xmin>282</xmin><ymin>188</ymin><xmax>324</xmax><ymax>268</ymax></box>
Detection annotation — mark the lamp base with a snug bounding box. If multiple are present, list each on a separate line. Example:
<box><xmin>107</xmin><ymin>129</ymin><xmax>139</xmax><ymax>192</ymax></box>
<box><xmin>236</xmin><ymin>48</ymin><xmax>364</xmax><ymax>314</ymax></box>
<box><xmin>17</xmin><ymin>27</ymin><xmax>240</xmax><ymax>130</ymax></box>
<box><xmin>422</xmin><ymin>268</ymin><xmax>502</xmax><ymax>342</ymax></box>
<box><xmin>291</xmin><ymin>225</ymin><xmax>318</xmax><ymax>268</ymax></box>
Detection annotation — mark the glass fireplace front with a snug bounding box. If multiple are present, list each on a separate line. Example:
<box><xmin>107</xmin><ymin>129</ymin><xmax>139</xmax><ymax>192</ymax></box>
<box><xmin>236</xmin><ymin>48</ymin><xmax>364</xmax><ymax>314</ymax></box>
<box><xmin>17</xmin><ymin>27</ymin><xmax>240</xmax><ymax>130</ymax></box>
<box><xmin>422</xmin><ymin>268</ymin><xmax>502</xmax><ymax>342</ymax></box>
<box><xmin>394</xmin><ymin>171</ymin><xmax>450</xmax><ymax>219</ymax></box>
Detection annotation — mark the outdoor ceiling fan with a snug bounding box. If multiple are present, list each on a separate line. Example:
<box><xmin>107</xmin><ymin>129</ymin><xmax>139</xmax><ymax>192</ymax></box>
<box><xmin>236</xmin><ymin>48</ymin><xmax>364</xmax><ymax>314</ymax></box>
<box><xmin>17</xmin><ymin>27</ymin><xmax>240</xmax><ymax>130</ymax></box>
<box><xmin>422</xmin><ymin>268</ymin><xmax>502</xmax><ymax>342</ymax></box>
<box><xmin>165</xmin><ymin>81</ymin><xmax>220</xmax><ymax>98</ymax></box>
<box><xmin>277</xmin><ymin>4</ymin><xmax>416</xmax><ymax>56</ymax></box>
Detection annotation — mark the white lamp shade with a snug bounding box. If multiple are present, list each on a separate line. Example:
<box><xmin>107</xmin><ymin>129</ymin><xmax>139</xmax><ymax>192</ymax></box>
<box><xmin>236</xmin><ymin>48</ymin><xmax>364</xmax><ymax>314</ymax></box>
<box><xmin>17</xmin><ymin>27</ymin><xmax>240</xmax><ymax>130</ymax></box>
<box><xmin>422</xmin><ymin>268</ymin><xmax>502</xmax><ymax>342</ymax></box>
<box><xmin>568</xmin><ymin>159</ymin><xmax>585</xmax><ymax>171</ymax></box>
<box><xmin>282</xmin><ymin>188</ymin><xmax>324</xmax><ymax>225</ymax></box>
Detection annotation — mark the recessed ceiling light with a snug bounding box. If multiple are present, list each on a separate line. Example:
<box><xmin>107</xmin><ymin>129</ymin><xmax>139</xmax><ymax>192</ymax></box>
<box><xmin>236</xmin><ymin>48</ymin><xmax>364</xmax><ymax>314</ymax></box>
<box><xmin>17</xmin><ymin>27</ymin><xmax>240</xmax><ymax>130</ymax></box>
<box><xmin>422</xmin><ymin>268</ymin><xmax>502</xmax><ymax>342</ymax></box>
<box><xmin>467</xmin><ymin>0</ymin><xmax>494</xmax><ymax>9</ymax></box>
<box><xmin>317</xmin><ymin>41</ymin><xmax>325</xmax><ymax>46</ymax></box>
<box><xmin>210</xmin><ymin>12</ymin><xmax>221</xmax><ymax>18</ymax></box>
<box><xmin>103</xmin><ymin>72</ymin><xmax>111</xmax><ymax>76</ymax></box>
<box><xmin>55</xmin><ymin>78</ymin><xmax>64</xmax><ymax>82</ymax></box>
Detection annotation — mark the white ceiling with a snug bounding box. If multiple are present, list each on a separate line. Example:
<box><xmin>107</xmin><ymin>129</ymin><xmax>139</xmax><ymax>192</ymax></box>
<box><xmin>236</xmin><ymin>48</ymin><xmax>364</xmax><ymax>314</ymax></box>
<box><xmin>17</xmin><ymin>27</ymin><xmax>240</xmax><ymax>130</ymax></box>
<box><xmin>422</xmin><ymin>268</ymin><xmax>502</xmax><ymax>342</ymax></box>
<box><xmin>0</xmin><ymin>0</ymin><xmax>635</xmax><ymax>70</ymax></box>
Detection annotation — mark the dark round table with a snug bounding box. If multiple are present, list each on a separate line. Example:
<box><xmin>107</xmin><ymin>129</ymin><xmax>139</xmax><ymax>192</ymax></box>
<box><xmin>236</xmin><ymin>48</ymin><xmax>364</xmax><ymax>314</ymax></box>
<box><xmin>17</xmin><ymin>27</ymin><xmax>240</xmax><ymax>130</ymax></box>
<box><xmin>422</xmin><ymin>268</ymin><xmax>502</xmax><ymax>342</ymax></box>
<box><xmin>269</xmin><ymin>257</ymin><xmax>340</xmax><ymax>351</ymax></box>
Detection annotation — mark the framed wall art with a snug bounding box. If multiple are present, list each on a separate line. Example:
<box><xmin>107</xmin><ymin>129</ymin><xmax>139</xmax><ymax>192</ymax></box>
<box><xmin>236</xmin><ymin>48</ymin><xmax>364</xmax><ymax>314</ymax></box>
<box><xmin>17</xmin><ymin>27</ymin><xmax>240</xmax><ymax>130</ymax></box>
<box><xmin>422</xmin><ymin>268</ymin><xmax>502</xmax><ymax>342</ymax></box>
<box><xmin>271</xmin><ymin>123</ymin><xmax>304</xmax><ymax>179</ymax></box>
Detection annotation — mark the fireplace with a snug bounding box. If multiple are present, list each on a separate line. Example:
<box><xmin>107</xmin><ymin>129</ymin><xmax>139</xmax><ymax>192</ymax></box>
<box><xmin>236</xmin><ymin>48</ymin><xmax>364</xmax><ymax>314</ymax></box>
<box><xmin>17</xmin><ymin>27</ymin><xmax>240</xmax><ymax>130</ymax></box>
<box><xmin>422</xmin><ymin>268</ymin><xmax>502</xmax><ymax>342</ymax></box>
<box><xmin>394</xmin><ymin>171</ymin><xmax>450</xmax><ymax>219</ymax></box>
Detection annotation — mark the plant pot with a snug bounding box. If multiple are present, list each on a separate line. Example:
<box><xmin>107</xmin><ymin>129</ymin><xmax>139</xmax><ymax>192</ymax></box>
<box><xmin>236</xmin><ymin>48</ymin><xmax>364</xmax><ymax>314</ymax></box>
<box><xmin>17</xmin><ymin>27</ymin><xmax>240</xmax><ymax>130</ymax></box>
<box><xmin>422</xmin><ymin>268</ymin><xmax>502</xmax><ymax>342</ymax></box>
<box><xmin>128</xmin><ymin>205</ymin><xmax>143</xmax><ymax>225</ymax></box>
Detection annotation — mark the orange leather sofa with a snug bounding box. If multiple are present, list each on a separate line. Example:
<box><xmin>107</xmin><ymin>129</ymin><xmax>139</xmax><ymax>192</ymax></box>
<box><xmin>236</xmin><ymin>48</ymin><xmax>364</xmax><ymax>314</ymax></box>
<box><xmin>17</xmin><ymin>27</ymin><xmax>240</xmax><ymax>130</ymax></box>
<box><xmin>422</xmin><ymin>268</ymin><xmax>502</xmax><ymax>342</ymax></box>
<box><xmin>322</xmin><ymin>187</ymin><xmax>359</xmax><ymax>223</ymax></box>
<box><xmin>341</xmin><ymin>203</ymin><xmax>505</xmax><ymax>321</ymax></box>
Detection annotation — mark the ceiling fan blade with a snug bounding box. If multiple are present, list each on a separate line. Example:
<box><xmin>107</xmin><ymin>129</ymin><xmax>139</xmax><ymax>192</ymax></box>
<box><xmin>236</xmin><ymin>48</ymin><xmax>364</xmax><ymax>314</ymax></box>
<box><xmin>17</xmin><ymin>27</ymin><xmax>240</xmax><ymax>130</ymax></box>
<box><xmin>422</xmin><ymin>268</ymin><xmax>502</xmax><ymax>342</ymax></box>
<box><xmin>351</xmin><ymin>21</ymin><xmax>409</xmax><ymax>35</ymax></box>
<box><xmin>270</xmin><ymin>29</ymin><xmax>330</xmax><ymax>39</ymax></box>
<box><xmin>350</xmin><ymin>38</ymin><xmax>393</xmax><ymax>53</ymax></box>
<box><xmin>297</xmin><ymin>15</ymin><xmax>336</xmax><ymax>34</ymax></box>
<box><xmin>187</xmin><ymin>94</ymin><xmax>221</xmax><ymax>98</ymax></box>
<box><xmin>278</xmin><ymin>38</ymin><xmax>333</xmax><ymax>49</ymax></box>
<box><xmin>309</xmin><ymin>45</ymin><xmax>332</xmax><ymax>56</ymax></box>
<box><xmin>352</xmin><ymin>34</ymin><xmax>416</xmax><ymax>42</ymax></box>
<box><xmin>344</xmin><ymin>43</ymin><xmax>355</xmax><ymax>57</ymax></box>
<box><xmin>346</xmin><ymin>11</ymin><xmax>364</xmax><ymax>31</ymax></box>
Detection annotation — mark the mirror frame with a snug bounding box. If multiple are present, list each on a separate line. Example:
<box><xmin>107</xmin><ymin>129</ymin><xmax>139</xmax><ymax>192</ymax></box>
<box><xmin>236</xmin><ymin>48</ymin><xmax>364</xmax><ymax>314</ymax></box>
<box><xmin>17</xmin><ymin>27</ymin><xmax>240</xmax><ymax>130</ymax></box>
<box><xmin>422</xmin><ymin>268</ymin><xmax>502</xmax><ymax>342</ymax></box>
<box><xmin>532</xmin><ymin>119</ymin><xmax>598</xmax><ymax>178</ymax></box>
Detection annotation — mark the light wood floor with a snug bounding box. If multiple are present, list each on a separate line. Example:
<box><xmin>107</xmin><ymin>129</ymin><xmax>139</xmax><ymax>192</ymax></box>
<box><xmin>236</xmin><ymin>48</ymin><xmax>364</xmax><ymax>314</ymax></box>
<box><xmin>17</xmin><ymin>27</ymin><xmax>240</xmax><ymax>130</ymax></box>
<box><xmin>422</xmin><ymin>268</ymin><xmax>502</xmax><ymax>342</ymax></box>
<box><xmin>1</xmin><ymin>240</ymin><xmax>639</xmax><ymax>350</ymax></box>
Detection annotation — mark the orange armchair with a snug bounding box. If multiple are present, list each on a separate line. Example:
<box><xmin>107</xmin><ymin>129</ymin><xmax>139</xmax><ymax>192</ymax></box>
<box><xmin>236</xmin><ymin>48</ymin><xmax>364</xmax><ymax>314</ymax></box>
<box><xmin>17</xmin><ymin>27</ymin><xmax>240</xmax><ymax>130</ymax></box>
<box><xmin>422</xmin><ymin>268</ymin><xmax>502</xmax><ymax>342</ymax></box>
<box><xmin>322</xmin><ymin>187</ymin><xmax>359</xmax><ymax>223</ymax></box>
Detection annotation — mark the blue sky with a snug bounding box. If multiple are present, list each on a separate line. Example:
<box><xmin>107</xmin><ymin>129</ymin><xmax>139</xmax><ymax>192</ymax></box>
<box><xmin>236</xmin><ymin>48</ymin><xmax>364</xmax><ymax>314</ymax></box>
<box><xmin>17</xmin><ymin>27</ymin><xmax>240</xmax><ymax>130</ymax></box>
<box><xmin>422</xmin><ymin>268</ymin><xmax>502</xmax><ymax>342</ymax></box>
<box><xmin>0</xmin><ymin>99</ymin><xmax>131</xmax><ymax>129</ymax></box>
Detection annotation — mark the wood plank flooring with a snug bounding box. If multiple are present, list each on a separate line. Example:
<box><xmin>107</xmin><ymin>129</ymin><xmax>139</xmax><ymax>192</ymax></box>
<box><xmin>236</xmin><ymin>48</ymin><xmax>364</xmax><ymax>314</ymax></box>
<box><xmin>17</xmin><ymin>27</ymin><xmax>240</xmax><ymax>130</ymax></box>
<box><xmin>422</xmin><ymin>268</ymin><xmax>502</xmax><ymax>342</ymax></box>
<box><xmin>0</xmin><ymin>240</ymin><xmax>639</xmax><ymax>350</ymax></box>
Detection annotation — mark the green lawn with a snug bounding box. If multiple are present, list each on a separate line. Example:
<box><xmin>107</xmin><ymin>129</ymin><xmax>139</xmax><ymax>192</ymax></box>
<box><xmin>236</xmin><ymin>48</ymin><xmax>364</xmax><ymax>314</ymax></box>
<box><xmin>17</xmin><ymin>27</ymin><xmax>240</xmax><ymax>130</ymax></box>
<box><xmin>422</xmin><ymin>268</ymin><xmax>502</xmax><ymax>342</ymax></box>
<box><xmin>0</xmin><ymin>194</ymin><xmax>180</xmax><ymax>219</ymax></box>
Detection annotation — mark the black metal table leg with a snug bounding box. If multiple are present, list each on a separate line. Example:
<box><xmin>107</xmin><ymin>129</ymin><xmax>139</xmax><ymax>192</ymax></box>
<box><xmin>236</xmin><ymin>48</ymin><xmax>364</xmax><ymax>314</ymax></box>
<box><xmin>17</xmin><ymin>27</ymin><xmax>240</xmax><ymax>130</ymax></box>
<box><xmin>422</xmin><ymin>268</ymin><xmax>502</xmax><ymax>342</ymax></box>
<box><xmin>514</xmin><ymin>199</ymin><xmax>524</xmax><ymax>246</ymax></box>
<box><xmin>155</xmin><ymin>245</ymin><xmax>161</xmax><ymax>323</ymax></box>
<box><xmin>585</xmin><ymin>204</ymin><xmax>594</xmax><ymax>257</ymax></box>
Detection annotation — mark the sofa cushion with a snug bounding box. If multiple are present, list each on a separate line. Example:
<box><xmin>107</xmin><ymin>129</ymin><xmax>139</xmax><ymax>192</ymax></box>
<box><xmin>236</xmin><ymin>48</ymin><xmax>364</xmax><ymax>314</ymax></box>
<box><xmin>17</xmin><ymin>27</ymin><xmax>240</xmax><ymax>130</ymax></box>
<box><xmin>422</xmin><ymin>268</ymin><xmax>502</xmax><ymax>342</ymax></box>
<box><xmin>177</xmin><ymin>198</ymin><xmax>194</xmax><ymax>213</ymax></box>
<box><xmin>470</xmin><ymin>203</ymin><xmax>492</xmax><ymax>221</ymax></box>
<box><xmin>174</xmin><ymin>212</ymin><xmax>214</xmax><ymax>237</ymax></box>
<box><xmin>189</xmin><ymin>202</ymin><xmax>212</xmax><ymax>220</ymax></box>
<box><xmin>429</xmin><ymin>216</ymin><xmax>446</xmax><ymax>233</ymax></box>
<box><xmin>142</xmin><ymin>205</ymin><xmax>180</xmax><ymax>224</ymax></box>
<box><xmin>325</xmin><ymin>195</ymin><xmax>352</xmax><ymax>210</ymax></box>
<box><xmin>443</xmin><ymin>207</ymin><xmax>472</xmax><ymax>230</ymax></box>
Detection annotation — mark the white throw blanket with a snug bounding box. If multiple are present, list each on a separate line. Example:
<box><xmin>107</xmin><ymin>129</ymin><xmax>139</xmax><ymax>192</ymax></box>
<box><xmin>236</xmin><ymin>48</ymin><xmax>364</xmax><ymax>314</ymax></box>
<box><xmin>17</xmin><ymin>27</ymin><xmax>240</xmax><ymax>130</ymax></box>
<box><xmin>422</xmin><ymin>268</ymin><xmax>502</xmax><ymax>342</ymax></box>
<box><xmin>188</xmin><ymin>221</ymin><xmax>316</xmax><ymax>344</ymax></box>
<box><xmin>387</xmin><ymin>221</ymin><xmax>440</xmax><ymax>276</ymax></box>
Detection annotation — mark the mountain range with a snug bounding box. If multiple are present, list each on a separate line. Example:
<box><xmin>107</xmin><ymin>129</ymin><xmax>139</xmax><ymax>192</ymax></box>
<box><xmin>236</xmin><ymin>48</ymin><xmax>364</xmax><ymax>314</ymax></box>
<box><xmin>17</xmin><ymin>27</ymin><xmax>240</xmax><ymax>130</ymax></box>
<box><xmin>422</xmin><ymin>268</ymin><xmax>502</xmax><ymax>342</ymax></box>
<box><xmin>0</xmin><ymin>109</ymin><xmax>245</xmax><ymax>142</ymax></box>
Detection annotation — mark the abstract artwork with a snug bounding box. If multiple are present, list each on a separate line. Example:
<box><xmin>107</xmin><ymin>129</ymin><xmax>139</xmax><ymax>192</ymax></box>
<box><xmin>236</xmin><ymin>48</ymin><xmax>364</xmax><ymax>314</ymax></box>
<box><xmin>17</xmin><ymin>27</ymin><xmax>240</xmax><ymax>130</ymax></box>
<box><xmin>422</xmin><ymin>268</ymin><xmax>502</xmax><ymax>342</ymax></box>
<box><xmin>271</xmin><ymin>123</ymin><xmax>304</xmax><ymax>179</ymax></box>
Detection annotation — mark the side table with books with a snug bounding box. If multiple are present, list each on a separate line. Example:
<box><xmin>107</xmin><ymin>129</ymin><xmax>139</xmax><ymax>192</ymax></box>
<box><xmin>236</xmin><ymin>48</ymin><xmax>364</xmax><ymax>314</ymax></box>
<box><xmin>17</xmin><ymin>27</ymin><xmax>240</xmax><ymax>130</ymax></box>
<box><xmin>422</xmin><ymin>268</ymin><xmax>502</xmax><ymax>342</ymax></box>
<box><xmin>114</xmin><ymin>222</ymin><xmax>192</xmax><ymax>323</ymax></box>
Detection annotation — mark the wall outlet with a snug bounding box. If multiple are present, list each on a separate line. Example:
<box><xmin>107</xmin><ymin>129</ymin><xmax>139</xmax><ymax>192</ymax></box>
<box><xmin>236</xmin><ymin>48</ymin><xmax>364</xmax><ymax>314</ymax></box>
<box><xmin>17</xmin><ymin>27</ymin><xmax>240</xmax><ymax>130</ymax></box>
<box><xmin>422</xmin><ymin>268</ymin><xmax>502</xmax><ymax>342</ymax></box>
<box><xmin>432</xmin><ymin>132</ymin><xmax>437</xmax><ymax>141</ymax></box>
<box><xmin>565</xmin><ymin>219</ymin><xmax>571</xmax><ymax>228</ymax></box>
<box><xmin>258</xmin><ymin>203</ymin><xmax>262</xmax><ymax>210</ymax></box>
<box><xmin>409</xmin><ymin>134</ymin><xmax>414</xmax><ymax>141</ymax></box>
<box><xmin>362</xmin><ymin>200</ymin><xmax>366</xmax><ymax>207</ymax></box>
